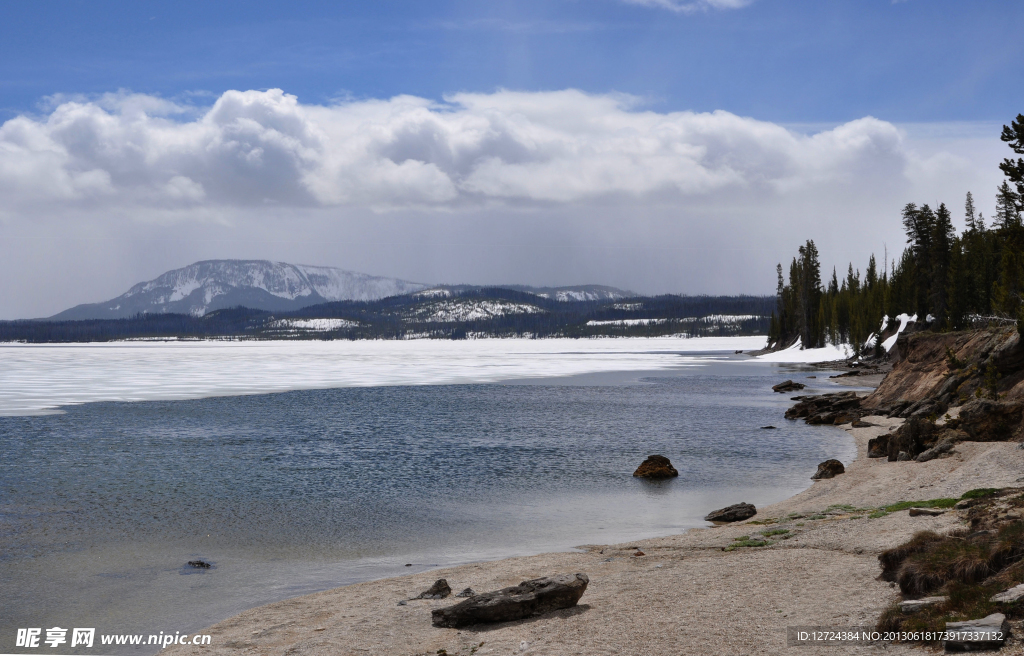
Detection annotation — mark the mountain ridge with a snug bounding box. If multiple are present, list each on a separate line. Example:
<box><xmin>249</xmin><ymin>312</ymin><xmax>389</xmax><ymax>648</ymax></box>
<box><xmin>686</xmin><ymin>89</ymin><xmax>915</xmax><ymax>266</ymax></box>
<box><xmin>50</xmin><ymin>260</ymin><xmax>429</xmax><ymax>320</ymax></box>
<box><xmin>48</xmin><ymin>260</ymin><xmax>639</xmax><ymax>321</ymax></box>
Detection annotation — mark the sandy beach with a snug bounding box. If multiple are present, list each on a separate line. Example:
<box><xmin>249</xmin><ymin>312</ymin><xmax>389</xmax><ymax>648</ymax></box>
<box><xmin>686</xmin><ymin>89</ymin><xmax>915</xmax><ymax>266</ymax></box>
<box><xmin>162</xmin><ymin>402</ymin><xmax>1024</xmax><ymax>656</ymax></box>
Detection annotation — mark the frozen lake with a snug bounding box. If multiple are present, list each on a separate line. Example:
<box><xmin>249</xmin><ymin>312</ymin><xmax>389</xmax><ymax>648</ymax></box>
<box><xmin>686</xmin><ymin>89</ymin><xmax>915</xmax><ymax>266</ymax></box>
<box><xmin>0</xmin><ymin>336</ymin><xmax>768</xmax><ymax>416</ymax></box>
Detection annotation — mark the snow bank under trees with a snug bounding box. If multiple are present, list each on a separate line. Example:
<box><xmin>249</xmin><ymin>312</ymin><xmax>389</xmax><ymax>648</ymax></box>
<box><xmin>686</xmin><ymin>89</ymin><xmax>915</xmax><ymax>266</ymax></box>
<box><xmin>880</xmin><ymin>314</ymin><xmax>917</xmax><ymax>352</ymax></box>
<box><xmin>754</xmin><ymin>338</ymin><xmax>853</xmax><ymax>363</ymax></box>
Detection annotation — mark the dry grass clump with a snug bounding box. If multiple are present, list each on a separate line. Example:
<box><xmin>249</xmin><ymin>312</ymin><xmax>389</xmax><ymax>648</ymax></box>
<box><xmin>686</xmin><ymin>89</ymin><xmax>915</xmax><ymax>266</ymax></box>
<box><xmin>896</xmin><ymin>539</ymin><xmax>992</xmax><ymax>596</ymax></box>
<box><xmin>877</xmin><ymin>515</ymin><xmax>1024</xmax><ymax>641</ymax></box>
<box><xmin>878</xmin><ymin>531</ymin><xmax>943</xmax><ymax>582</ymax></box>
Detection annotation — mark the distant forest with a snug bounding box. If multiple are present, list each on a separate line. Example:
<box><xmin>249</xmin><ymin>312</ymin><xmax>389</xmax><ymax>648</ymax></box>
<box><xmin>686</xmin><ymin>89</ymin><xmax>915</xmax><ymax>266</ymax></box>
<box><xmin>0</xmin><ymin>290</ymin><xmax>775</xmax><ymax>343</ymax></box>
<box><xmin>769</xmin><ymin>113</ymin><xmax>1024</xmax><ymax>355</ymax></box>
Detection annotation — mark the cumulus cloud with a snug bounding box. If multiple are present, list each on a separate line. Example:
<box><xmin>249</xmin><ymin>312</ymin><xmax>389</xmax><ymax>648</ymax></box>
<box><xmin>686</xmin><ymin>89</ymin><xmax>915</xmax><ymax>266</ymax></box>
<box><xmin>0</xmin><ymin>87</ymin><xmax>924</xmax><ymax>214</ymax></box>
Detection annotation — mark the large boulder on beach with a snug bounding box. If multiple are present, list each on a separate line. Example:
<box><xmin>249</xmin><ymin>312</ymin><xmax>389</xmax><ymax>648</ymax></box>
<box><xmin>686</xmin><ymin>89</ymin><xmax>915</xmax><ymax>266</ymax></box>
<box><xmin>431</xmin><ymin>573</ymin><xmax>589</xmax><ymax>628</ymax></box>
<box><xmin>704</xmin><ymin>502</ymin><xmax>756</xmax><ymax>523</ymax></box>
<box><xmin>632</xmin><ymin>455</ymin><xmax>679</xmax><ymax>479</ymax></box>
<box><xmin>867</xmin><ymin>435</ymin><xmax>889</xmax><ymax>458</ymax></box>
<box><xmin>772</xmin><ymin>380</ymin><xmax>806</xmax><ymax>393</ymax></box>
<box><xmin>811</xmin><ymin>459</ymin><xmax>845</xmax><ymax>480</ymax></box>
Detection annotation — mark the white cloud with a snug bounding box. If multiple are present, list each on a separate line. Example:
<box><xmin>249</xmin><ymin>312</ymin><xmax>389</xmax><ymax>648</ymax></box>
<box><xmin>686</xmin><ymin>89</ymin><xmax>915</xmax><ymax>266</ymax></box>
<box><xmin>0</xmin><ymin>87</ymin><xmax>1008</xmax><ymax>320</ymax></box>
<box><xmin>0</xmin><ymin>87</ymin><xmax>931</xmax><ymax>214</ymax></box>
<box><xmin>621</xmin><ymin>0</ymin><xmax>754</xmax><ymax>13</ymax></box>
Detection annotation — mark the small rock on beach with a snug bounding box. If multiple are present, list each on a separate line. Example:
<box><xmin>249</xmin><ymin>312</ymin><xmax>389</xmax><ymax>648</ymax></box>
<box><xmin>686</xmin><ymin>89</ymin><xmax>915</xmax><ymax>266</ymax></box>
<box><xmin>704</xmin><ymin>502</ymin><xmax>756</xmax><ymax>523</ymax></box>
<box><xmin>416</xmin><ymin>579</ymin><xmax>452</xmax><ymax>599</ymax></box>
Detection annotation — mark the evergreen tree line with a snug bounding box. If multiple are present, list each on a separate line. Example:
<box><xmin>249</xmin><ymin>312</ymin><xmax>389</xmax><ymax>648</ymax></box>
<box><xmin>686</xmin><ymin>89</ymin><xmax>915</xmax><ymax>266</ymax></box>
<box><xmin>768</xmin><ymin>113</ymin><xmax>1024</xmax><ymax>354</ymax></box>
<box><xmin>1</xmin><ymin>290</ymin><xmax>775</xmax><ymax>342</ymax></box>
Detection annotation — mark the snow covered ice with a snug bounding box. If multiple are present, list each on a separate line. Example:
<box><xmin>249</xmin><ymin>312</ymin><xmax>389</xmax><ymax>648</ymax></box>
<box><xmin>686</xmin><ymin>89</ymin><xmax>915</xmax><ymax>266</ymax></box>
<box><xmin>0</xmin><ymin>336</ymin><xmax>770</xmax><ymax>416</ymax></box>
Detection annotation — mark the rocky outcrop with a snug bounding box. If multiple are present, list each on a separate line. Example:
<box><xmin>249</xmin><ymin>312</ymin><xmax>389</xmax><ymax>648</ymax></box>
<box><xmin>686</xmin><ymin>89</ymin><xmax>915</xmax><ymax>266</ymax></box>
<box><xmin>863</xmin><ymin>328</ymin><xmax>1024</xmax><ymax>414</ymax></box>
<box><xmin>632</xmin><ymin>455</ymin><xmax>679</xmax><ymax>479</ymax></box>
<box><xmin>704</xmin><ymin>502</ymin><xmax>756</xmax><ymax>523</ymax></box>
<box><xmin>885</xmin><ymin>417</ymin><xmax>936</xmax><ymax>461</ymax></box>
<box><xmin>431</xmin><ymin>573</ymin><xmax>589</xmax><ymax>628</ymax></box>
<box><xmin>811</xmin><ymin>459</ymin><xmax>845</xmax><ymax>480</ymax></box>
<box><xmin>785</xmin><ymin>392</ymin><xmax>862</xmax><ymax>425</ymax></box>
<box><xmin>914</xmin><ymin>438</ymin><xmax>956</xmax><ymax>462</ymax></box>
<box><xmin>417</xmin><ymin>579</ymin><xmax>452</xmax><ymax>600</ymax></box>
<box><xmin>956</xmin><ymin>399</ymin><xmax>1024</xmax><ymax>441</ymax></box>
<box><xmin>772</xmin><ymin>380</ymin><xmax>806</xmax><ymax>393</ymax></box>
<box><xmin>867</xmin><ymin>435</ymin><xmax>889</xmax><ymax>458</ymax></box>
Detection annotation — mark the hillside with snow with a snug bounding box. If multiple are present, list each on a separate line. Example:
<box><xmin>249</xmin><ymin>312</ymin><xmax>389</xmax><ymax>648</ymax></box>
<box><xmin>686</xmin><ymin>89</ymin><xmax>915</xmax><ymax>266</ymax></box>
<box><xmin>50</xmin><ymin>260</ymin><xmax>429</xmax><ymax>320</ymax></box>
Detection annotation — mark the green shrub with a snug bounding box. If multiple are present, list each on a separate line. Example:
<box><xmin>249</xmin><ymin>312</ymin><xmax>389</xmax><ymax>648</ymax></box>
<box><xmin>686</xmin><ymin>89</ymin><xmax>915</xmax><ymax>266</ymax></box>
<box><xmin>961</xmin><ymin>488</ymin><xmax>1000</xmax><ymax>500</ymax></box>
<box><xmin>761</xmin><ymin>528</ymin><xmax>790</xmax><ymax>537</ymax></box>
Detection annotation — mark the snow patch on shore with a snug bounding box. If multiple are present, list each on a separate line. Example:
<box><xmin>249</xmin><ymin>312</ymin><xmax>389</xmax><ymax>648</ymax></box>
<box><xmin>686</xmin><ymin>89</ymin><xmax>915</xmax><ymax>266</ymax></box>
<box><xmin>755</xmin><ymin>338</ymin><xmax>852</xmax><ymax>363</ymax></box>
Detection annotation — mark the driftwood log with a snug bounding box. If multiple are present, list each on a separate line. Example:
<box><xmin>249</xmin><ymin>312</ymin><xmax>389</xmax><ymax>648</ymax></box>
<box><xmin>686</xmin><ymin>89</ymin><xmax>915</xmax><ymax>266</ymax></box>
<box><xmin>431</xmin><ymin>573</ymin><xmax>589</xmax><ymax>628</ymax></box>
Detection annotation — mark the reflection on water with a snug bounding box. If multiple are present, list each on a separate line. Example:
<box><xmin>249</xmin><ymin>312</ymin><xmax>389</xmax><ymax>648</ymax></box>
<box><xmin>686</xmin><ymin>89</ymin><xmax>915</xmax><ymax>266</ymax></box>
<box><xmin>0</xmin><ymin>360</ymin><xmax>853</xmax><ymax>654</ymax></box>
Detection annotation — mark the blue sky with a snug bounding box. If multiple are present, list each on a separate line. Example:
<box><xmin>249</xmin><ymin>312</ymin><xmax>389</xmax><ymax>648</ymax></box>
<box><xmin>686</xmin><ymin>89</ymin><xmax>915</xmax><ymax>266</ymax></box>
<box><xmin>2</xmin><ymin>0</ymin><xmax>1020</xmax><ymax>124</ymax></box>
<box><xmin>0</xmin><ymin>0</ymin><xmax>1022</xmax><ymax>318</ymax></box>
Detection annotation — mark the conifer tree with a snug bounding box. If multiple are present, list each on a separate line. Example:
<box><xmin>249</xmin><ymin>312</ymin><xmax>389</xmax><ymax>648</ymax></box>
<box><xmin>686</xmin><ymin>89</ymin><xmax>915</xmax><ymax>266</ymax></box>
<box><xmin>1000</xmin><ymin>113</ymin><xmax>1024</xmax><ymax>212</ymax></box>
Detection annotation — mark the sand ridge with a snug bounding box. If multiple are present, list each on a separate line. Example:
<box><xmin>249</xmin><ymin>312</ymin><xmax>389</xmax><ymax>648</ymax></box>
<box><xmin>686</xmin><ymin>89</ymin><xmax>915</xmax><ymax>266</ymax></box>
<box><xmin>166</xmin><ymin>415</ymin><xmax>1024</xmax><ymax>656</ymax></box>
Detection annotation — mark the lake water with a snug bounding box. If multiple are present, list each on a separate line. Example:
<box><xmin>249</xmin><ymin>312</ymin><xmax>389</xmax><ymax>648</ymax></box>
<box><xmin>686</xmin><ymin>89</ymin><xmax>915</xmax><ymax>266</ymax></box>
<box><xmin>0</xmin><ymin>339</ymin><xmax>855</xmax><ymax>654</ymax></box>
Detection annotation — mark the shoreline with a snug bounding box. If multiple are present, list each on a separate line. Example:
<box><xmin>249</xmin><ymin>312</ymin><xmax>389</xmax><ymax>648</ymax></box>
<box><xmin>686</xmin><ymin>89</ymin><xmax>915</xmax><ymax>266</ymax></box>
<box><xmin>164</xmin><ymin>377</ymin><xmax>1024</xmax><ymax>655</ymax></box>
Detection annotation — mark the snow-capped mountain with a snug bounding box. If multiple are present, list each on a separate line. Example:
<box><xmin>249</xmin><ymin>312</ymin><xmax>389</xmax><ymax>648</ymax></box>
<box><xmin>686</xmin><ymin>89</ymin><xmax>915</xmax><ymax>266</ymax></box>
<box><xmin>51</xmin><ymin>260</ymin><xmax>429</xmax><ymax>320</ymax></box>
<box><xmin>506</xmin><ymin>285</ymin><xmax>634</xmax><ymax>302</ymax></box>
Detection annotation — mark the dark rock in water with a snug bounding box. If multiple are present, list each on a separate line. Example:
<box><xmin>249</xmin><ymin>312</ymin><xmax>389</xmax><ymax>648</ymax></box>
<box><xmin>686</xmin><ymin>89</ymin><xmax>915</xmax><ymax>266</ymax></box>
<box><xmin>772</xmin><ymin>380</ymin><xmax>806</xmax><ymax>393</ymax></box>
<box><xmin>867</xmin><ymin>435</ymin><xmax>889</xmax><ymax>458</ymax></box>
<box><xmin>632</xmin><ymin>455</ymin><xmax>679</xmax><ymax>479</ymax></box>
<box><xmin>760</xmin><ymin>425</ymin><xmax>777</xmax><ymax>430</ymax></box>
<box><xmin>811</xmin><ymin>459</ymin><xmax>845</xmax><ymax>480</ymax></box>
<box><xmin>431</xmin><ymin>573</ymin><xmax>589</xmax><ymax>628</ymax></box>
<box><xmin>455</xmin><ymin>587</ymin><xmax>476</xmax><ymax>598</ymax></box>
<box><xmin>187</xmin><ymin>560</ymin><xmax>212</xmax><ymax>569</ymax></box>
<box><xmin>417</xmin><ymin>579</ymin><xmax>452</xmax><ymax>599</ymax></box>
<box><xmin>704</xmin><ymin>502</ymin><xmax>756</xmax><ymax>523</ymax></box>
<box><xmin>785</xmin><ymin>391</ymin><xmax>861</xmax><ymax>425</ymax></box>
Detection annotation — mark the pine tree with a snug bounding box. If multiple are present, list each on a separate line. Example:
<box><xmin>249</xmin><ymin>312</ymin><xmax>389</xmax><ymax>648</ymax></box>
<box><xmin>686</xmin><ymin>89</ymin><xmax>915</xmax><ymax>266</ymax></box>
<box><xmin>965</xmin><ymin>191</ymin><xmax>978</xmax><ymax>232</ymax></box>
<box><xmin>797</xmin><ymin>240</ymin><xmax>824</xmax><ymax>348</ymax></box>
<box><xmin>929</xmin><ymin>203</ymin><xmax>955</xmax><ymax>326</ymax></box>
<box><xmin>995</xmin><ymin>181</ymin><xmax>1022</xmax><ymax>229</ymax></box>
<box><xmin>1000</xmin><ymin>113</ymin><xmax>1024</xmax><ymax>211</ymax></box>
